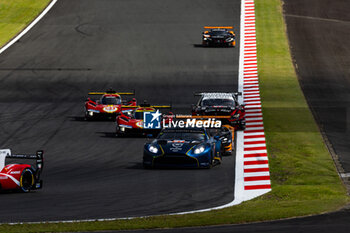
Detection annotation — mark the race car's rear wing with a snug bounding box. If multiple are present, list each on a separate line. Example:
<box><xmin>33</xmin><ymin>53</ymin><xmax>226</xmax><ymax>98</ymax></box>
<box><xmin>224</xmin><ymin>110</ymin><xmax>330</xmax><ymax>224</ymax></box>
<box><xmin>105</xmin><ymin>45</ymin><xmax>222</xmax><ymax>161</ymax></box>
<box><xmin>125</xmin><ymin>105</ymin><xmax>172</xmax><ymax>109</ymax></box>
<box><xmin>204</xmin><ymin>26</ymin><xmax>233</xmax><ymax>29</ymax></box>
<box><xmin>6</xmin><ymin>150</ymin><xmax>44</xmax><ymax>169</ymax></box>
<box><xmin>194</xmin><ymin>92</ymin><xmax>242</xmax><ymax>97</ymax></box>
<box><xmin>1</xmin><ymin>150</ymin><xmax>44</xmax><ymax>189</ymax></box>
<box><xmin>123</xmin><ymin>101</ymin><xmax>172</xmax><ymax>109</ymax></box>
<box><xmin>88</xmin><ymin>89</ymin><xmax>135</xmax><ymax>95</ymax></box>
<box><xmin>203</xmin><ymin>26</ymin><xmax>235</xmax><ymax>35</ymax></box>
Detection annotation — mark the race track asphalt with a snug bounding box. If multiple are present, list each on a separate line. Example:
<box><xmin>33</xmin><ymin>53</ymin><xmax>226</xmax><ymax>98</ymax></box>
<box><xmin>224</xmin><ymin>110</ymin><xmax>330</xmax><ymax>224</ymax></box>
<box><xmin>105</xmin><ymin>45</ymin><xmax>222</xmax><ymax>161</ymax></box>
<box><xmin>283</xmin><ymin>0</ymin><xmax>350</xmax><ymax>179</ymax></box>
<box><xmin>0</xmin><ymin>0</ymin><xmax>241</xmax><ymax>222</ymax></box>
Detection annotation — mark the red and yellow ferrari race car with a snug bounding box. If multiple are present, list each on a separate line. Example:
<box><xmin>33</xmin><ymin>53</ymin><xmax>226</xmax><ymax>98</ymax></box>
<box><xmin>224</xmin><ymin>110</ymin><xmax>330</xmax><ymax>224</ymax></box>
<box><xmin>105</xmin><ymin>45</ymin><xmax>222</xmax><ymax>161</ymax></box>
<box><xmin>84</xmin><ymin>89</ymin><xmax>137</xmax><ymax>120</ymax></box>
<box><xmin>115</xmin><ymin>102</ymin><xmax>172</xmax><ymax>137</ymax></box>
<box><xmin>202</xmin><ymin>26</ymin><xmax>236</xmax><ymax>47</ymax></box>
<box><xmin>0</xmin><ymin>149</ymin><xmax>43</xmax><ymax>193</ymax></box>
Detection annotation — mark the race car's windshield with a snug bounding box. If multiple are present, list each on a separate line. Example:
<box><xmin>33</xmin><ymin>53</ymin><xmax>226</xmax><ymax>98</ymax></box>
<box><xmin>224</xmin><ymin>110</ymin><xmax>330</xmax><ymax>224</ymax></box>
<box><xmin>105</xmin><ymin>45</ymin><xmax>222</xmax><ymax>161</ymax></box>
<box><xmin>207</xmin><ymin>127</ymin><xmax>229</xmax><ymax>136</ymax></box>
<box><xmin>101</xmin><ymin>96</ymin><xmax>121</xmax><ymax>105</ymax></box>
<box><xmin>134</xmin><ymin>111</ymin><xmax>155</xmax><ymax>120</ymax></box>
<box><xmin>201</xmin><ymin>98</ymin><xmax>235</xmax><ymax>107</ymax></box>
<box><xmin>210</xmin><ymin>30</ymin><xmax>228</xmax><ymax>36</ymax></box>
<box><xmin>207</xmin><ymin>128</ymin><xmax>222</xmax><ymax>136</ymax></box>
<box><xmin>158</xmin><ymin>130</ymin><xmax>206</xmax><ymax>141</ymax></box>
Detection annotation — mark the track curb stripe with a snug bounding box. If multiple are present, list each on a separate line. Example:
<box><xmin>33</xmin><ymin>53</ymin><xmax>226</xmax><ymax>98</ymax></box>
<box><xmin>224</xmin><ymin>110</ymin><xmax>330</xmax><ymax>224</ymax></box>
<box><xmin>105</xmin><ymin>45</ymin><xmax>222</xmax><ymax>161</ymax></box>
<box><xmin>240</xmin><ymin>0</ymin><xmax>272</xmax><ymax>195</ymax></box>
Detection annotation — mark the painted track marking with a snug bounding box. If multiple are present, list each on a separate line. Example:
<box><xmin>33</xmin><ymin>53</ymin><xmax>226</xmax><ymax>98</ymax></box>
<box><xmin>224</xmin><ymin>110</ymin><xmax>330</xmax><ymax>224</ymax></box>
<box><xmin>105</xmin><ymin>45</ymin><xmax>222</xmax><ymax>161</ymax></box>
<box><xmin>0</xmin><ymin>0</ymin><xmax>58</xmax><ymax>55</ymax></box>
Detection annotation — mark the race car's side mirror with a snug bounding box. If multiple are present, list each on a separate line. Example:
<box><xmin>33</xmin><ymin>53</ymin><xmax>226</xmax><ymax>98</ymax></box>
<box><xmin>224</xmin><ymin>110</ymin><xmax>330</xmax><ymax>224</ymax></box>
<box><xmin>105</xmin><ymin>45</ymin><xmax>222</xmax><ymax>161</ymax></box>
<box><xmin>36</xmin><ymin>150</ymin><xmax>44</xmax><ymax>171</ymax></box>
<box><xmin>234</xmin><ymin>92</ymin><xmax>242</xmax><ymax>98</ymax></box>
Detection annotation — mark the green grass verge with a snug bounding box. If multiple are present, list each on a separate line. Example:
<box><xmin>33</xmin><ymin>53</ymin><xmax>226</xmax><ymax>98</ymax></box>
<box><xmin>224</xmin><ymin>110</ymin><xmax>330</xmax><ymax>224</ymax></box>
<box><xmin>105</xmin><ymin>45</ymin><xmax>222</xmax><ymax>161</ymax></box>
<box><xmin>0</xmin><ymin>0</ymin><xmax>51</xmax><ymax>47</ymax></box>
<box><xmin>0</xmin><ymin>0</ymin><xmax>348</xmax><ymax>232</ymax></box>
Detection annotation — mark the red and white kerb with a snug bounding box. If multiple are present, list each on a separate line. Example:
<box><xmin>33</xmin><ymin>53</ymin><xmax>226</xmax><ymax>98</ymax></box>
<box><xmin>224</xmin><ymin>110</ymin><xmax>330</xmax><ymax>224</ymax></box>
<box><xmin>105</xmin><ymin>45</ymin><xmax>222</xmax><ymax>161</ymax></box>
<box><xmin>241</xmin><ymin>0</ymin><xmax>271</xmax><ymax>191</ymax></box>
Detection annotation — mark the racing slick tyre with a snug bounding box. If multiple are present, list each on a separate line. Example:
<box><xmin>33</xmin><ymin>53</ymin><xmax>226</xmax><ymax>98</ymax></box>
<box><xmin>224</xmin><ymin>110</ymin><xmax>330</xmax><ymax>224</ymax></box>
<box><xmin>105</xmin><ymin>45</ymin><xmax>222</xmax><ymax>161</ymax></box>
<box><xmin>115</xmin><ymin>124</ymin><xmax>120</xmax><ymax>137</ymax></box>
<box><xmin>20</xmin><ymin>168</ymin><xmax>34</xmax><ymax>193</ymax></box>
<box><xmin>209</xmin><ymin>154</ymin><xmax>221</xmax><ymax>168</ymax></box>
<box><xmin>239</xmin><ymin>123</ymin><xmax>246</xmax><ymax>131</ymax></box>
<box><xmin>216</xmin><ymin>151</ymin><xmax>223</xmax><ymax>165</ymax></box>
<box><xmin>205</xmin><ymin>162</ymin><xmax>213</xmax><ymax>169</ymax></box>
<box><xmin>143</xmin><ymin>162</ymin><xmax>153</xmax><ymax>169</ymax></box>
<box><xmin>224</xmin><ymin>149</ymin><xmax>233</xmax><ymax>156</ymax></box>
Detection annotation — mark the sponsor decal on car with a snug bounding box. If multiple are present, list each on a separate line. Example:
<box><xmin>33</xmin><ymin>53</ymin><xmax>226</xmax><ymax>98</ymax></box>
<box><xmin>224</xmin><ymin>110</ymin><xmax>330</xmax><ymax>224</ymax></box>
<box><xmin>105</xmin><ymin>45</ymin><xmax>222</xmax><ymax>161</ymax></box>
<box><xmin>136</xmin><ymin>121</ymin><xmax>144</xmax><ymax>128</ymax></box>
<box><xmin>10</xmin><ymin>171</ymin><xmax>21</xmax><ymax>174</ymax></box>
<box><xmin>170</xmin><ymin>142</ymin><xmax>184</xmax><ymax>152</ymax></box>
<box><xmin>103</xmin><ymin>105</ymin><xmax>118</xmax><ymax>113</ymax></box>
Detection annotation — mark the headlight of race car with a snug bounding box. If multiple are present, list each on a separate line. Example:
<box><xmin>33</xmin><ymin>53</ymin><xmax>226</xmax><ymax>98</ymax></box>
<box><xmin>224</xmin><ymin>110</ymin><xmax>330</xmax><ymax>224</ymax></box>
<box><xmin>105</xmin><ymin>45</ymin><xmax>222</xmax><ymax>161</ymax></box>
<box><xmin>194</xmin><ymin>145</ymin><xmax>205</xmax><ymax>154</ymax></box>
<box><xmin>222</xmin><ymin>138</ymin><xmax>232</xmax><ymax>144</ymax></box>
<box><xmin>226</xmin><ymin>38</ymin><xmax>234</xmax><ymax>42</ymax></box>
<box><xmin>148</xmin><ymin>145</ymin><xmax>159</xmax><ymax>154</ymax></box>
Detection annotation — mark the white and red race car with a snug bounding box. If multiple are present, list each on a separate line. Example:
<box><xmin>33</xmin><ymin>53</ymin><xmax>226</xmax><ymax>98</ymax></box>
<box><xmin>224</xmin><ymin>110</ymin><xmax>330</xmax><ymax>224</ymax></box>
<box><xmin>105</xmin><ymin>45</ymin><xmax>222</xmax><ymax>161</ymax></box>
<box><xmin>0</xmin><ymin>149</ymin><xmax>43</xmax><ymax>193</ymax></box>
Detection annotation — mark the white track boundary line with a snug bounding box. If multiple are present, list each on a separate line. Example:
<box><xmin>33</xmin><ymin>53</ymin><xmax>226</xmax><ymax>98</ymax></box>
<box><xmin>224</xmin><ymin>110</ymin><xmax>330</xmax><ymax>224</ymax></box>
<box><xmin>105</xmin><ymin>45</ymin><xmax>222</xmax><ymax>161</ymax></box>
<box><xmin>3</xmin><ymin>0</ymin><xmax>267</xmax><ymax>225</ymax></box>
<box><xmin>0</xmin><ymin>0</ymin><xmax>58</xmax><ymax>55</ymax></box>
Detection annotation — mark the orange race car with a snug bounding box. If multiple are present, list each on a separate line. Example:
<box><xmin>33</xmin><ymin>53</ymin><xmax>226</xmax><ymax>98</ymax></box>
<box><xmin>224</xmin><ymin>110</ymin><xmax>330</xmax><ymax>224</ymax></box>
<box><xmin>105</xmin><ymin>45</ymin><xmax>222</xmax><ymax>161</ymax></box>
<box><xmin>202</xmin><ymin>26</ymin><xmax>236</xmax><ymax>47</ymax></box>
<box><xmin>208</xmin><ymin>124</ymin><xmax>235</xmax><ymax>156</ymax></box>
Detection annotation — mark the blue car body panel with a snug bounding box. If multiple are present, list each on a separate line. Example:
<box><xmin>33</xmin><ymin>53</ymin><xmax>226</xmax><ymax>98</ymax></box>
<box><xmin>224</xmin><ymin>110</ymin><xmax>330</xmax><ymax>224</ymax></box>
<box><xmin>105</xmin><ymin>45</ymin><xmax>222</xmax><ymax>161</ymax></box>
<box><xmin>143</xmin><ymin>128</ymin><xmax>222</xmax><ymax>168</ymax></box>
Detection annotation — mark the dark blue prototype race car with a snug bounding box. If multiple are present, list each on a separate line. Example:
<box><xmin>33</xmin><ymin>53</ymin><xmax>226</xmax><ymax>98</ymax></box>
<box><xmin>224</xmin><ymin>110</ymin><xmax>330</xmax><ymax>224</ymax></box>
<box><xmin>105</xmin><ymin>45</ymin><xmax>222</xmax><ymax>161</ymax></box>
<box><xmin>143</xmin><ymin>127</ymin><xmax>222</xmax><ymax>168</ymax></box>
